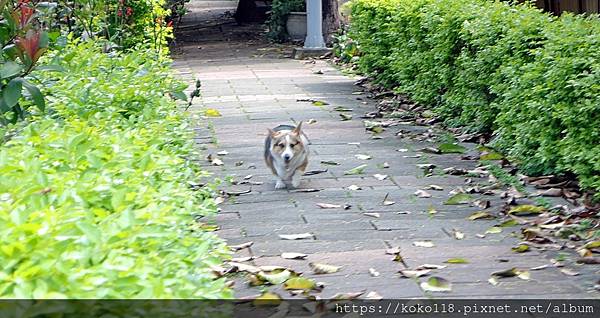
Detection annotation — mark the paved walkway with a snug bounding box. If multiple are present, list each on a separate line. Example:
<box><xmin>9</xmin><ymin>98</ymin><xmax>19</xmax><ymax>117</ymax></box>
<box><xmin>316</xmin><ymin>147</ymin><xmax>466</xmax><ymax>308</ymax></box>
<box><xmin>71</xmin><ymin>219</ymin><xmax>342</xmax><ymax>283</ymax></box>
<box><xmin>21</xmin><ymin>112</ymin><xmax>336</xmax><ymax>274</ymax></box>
<box><xmin>172</xmin><ymin>3</ymin><xmax>598</xmax><ymax>299</ymax></box>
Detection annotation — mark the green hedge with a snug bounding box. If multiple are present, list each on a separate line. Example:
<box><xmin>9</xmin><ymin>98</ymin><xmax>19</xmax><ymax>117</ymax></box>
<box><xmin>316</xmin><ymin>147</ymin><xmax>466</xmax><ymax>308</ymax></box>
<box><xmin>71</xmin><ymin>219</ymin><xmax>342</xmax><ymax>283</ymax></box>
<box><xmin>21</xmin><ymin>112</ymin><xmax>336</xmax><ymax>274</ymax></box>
<box><xmin>348</xmin><ymin>0</ymin><xmax>600</xmax><ymax>197</ymax></box>
<box><xmin>0</xmin><ymin>43</ymin><xmax>232</xmax><ymax>298</ymax></box>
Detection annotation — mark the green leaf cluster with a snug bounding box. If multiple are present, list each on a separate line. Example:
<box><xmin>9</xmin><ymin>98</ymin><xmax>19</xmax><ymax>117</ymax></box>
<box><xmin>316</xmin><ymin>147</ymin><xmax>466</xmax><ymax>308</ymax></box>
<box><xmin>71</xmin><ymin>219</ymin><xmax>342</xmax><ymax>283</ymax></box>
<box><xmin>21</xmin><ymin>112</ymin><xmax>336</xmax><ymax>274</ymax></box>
<box><xmin>348</xmin><ymin>0</ymin><xmax>600</xmax><ymax>198</ymax></box>
<box><xmin>266</xmin><ymin>0</ymin><xmax>306</xmax><ymax>42</ymax></box>
<box><xmin>0</xmin><ymin>43</ymin><xmax>231</xmax><ymax>298</ymax></box>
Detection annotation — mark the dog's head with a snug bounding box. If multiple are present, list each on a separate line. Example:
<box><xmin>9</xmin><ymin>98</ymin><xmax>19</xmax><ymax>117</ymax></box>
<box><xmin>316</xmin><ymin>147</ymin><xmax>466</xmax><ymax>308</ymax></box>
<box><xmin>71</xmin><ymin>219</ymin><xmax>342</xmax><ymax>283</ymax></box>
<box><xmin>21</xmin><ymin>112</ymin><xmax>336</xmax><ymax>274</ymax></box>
<box><xmin>268</xmin><ymin>122</ymin><xmax>305</xmax><ymax>164</ymax></box>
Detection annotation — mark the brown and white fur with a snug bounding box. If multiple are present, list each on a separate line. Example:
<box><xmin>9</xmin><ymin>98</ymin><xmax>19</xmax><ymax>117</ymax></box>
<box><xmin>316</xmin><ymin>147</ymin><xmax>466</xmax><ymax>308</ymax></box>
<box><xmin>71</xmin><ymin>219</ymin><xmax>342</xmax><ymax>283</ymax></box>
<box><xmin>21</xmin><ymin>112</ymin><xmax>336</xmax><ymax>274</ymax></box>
<box><xmin>264</xmin><ymin>122</ymin><xmax>309</xmax><ymax>189</ymax></box>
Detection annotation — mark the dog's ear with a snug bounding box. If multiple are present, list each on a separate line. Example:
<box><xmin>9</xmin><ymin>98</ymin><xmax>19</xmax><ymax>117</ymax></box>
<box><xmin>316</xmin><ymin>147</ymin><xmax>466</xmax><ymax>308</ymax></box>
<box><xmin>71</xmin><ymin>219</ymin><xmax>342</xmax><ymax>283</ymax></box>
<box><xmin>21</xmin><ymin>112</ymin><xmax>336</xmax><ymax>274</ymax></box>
<box><xmin>293</xmin><ymin>121</ymin><xmax>303</xmax><ymax>134</ymax></box>
<box><xmin>267</xmin><ymin>128</ymin><xmax>275</xmax><ymax>136</ymax></box>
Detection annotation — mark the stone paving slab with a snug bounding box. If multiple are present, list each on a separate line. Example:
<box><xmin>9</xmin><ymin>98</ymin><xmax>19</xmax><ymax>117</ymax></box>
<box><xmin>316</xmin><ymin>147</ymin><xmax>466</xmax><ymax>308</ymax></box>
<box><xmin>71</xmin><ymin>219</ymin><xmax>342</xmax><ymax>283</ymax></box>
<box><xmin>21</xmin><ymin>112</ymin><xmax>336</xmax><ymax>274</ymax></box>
<box><xmin>173</xmin><ymin>6</ymin><xmax>599</xmax><ymax>300</ymax></box>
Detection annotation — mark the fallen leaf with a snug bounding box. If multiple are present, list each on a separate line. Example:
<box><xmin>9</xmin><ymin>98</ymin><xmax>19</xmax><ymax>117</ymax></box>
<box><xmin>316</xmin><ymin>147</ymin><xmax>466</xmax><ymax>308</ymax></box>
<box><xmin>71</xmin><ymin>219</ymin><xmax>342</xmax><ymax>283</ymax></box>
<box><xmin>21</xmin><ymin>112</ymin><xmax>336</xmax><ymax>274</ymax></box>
<box><xmin>531</xmin><ymin>264</ymin><xmax>549</xmax><ymax>270</ymax></box>
<box><xmin>279</xmin><ymin>233</ymin><xmax>314</xmax><ymax>240</ymax></box>
<box><xmin>303</xmin><ymin>169</ymin><xmax>328</xmax><ymax>176</ymax></box>
<box><xmin>258</xmin><ymin>270</ymin><xmax>292</xmax><ymax>285</ymax></box>
<box><xmin>445</xmin><ymin>258</ymin><xmax>469</xmax><ymax>264</ymax></box>
<box><xmin>253</xmin><ymin>292</ymin><xmax>282</xmax><ymax>307</ymax></box>
<box><xmin>488</xmin><ymin>277</ymin><xmax>499</xmax><ymax>286</ymax></box>
<box><xmin>363</xmin><ymin>212</ymin><xmax>380</xmax><ymax>218</ymax></box>
<box><xmin>334</xmin><ymin>106</ymin><xmax>353</xmax><ymax>112</ymax></box>
<box><xmin>217</xmin><ymin>150</ymin><xmax>229</xmax><ymax>156</ymax></box>
<box><xmin>231</xmin><ymin>256</ymin><xmax>255</xmax><ymax>262</ymax></box>
<box><xmin>321</xmin><ymin>160</ymin><xmax>339</xmax><ymax>165</ymax></box>
<box><xmin>344</xmin><ymin>164</ymin><xmax>368</xmax><ymax>175</ymax></box>
<box><xmin>284</xmin><ymin>277</ymin><xmax>316</xmax><ymax>290</ymax></box>
<box><xmin>311</xmin><ymin>100</ymin><xmax>329</xmax><ymax>106</ymax></box>
<box><xmin>438</xmin><ymin>143</ymin><xmax>467</xmax><ymax>154</ymax></box>
<box><xmin>373</xmin><ymin>174</ymin><xmax>388</xmax><ymax>181</ymax></box>
<box><xmin>417</xmin><ymin>264</ymin><xmax>447</xmax><ymax>270</ymax></box>
<box><xmin>453</xmin><ymin>229</ymin><xmax>465</xmax><ymax>240</ymax></box>
<box><xmin>316</xmin><ymin>203</ymin><xmax>342</xmax><ymax>209</ymax></box>
<box><xmin>420</xmin><ymin>277</ymin><xmax>452</xmax><ymax>292</ymax></box>
<box><xmin>347</xmin><ymin>185</ymin><xmax>362</xmax><ymax>191</ymax></box>
<box><xmin>309</xmin><ymin>262</ymin><xmax>341</xmax><ymax>274</ymax></box>
<box><xmin>499</xmin><ymin>219</ymin><xmax>520</xmax><ymax>227</ymax></box>
<box><xmin>397</xmin><ymin>148</ymin><xmax>409</xmax><ymax>152</ymax></box>
<box><xmin>413</xmin><ymin>241</ymin><xmax>435</xmax><ymax>248</ymax></box>
<box><xmin>414</xmin><ymin>190</ymin><xmax>432</xmax><ymax>198</ymax></box>
<box><xmin>307</xmin><ymin>118</ymin><xmax>317</xmax><ymax>124</ymax></box>
<box><xmin>369</xmin><ymin>268</ymin><xmax>380</xmax><ymax>277</ymax></box>
<box><xmin>399</xmin><ymin>269</ymin><xmax>431</xmax><ymax>278</ymax></box>
<box><xmin>281</xmin><ymin>253</ymin><xmax>308</xmax><ymax>260</ymax></box>
<box><xmin>259</xmin><ymin>265</ymin><xmax>289</xmax><ymax>272</ymax></box>
<box><xmin>424</xmin><ymin>185</ymin><xmax>444</xmax><ymax>191</ymax></box>
<box><xmin>536</xmin><ymin>188</ymin><xmax>562</xmax><ymax>197</ymax></box>
<box><xmin>512</xmin><ymin>244</ymin><xmax>530</xmax><ymax>253</ymax></box>
<box><xmin>291</xmin><ymin>188</ymin><xmax>321</xmax><ymax>193</ymax></box>
<box><xmin>380</xmin><ymin>162</ymin><xmax>390</xmax><ymax>168</ymax></box>
<box><xmin>508</xmin><ymin>205</ymin><xmax>545</xmax><ymax>216</ymax></box>
<box><xmin>230</xmin><ymin>241</ymin><xmax>254</xmax><ymax>251</ymax></box>
<box><xmin>421</xmin><ymin>147</ymin><xmax>441</xmax><ymax>154</ymax></box>
<box><xmin>383</xmin><ymin>199</ymin><xmax>395</xmax><ymax>206</ymax></box>
<box><xmin>364</xmin><ymin>291</ymin><xmax>383</xmax><ymax>300</ymax></box>
<box><xmin>205</xmin><ymin>108</ymin><xmax>222</xmax><ymax>117</ymax></box>
<box><xmin>583</xmin><ymin>241</ymin><xmax>600</xmax><ymax>250</ymax></box>
<box><xmin>485</xmin><ymin>227</ymin><xmax>502</xmax><ymax>234</ymax></box>
<box><xmin>480</xmin><ymin>151</ymin><xmax>504</xmax><ymax>160</ymax></box>
<box><xmin>444</xmin><ymin>193</ymin><xmax>472</xmax><ymax>205</ymax></box>
<box><xmin>340</xmin><ymin>113</ymin><xmax>352</xmax><ymax>121</ymax></box>
<box><xmin>215</xmin><ymin>196</ymin><xmax>225</xmax><ymax>205</ymax></box>
<box><xmin>468</xmin><ymin>211</ymin><xmax>495</xmax><ymax>220</ymax></box>
<box><xmin>492</xmin><ymin>268</ymin><xmax>530</xmax><ymax>280</ymax></box>
<box><xmin>355</xmin><ymin>154</ymin><xmax>372</xmax><ymax>160</ymax></box>
<box><xmin>473</xmin><ymin>200</ymin><xmax>491</xmax><ymax>209</ymax></box>
<box><xmin>560</xmin><ymin>268</ymin><xmax>580</xmax><ymax>276</ymax></box>
<box><xmin>229</xmin><ymin>262</ymin><xmax>261</xmax><ymax>274</ymax></box>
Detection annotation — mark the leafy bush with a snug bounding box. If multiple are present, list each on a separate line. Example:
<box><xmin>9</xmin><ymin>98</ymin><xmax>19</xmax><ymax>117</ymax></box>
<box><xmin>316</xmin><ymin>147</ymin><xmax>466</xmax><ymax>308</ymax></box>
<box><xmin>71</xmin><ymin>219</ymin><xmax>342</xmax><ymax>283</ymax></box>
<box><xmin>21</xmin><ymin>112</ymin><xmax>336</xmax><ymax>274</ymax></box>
<box><xmin>267</xmin><ymin>0</ymin><xmax>305</xmax><ymax>42</ymax></box>
<box><xmin>57</xmin><ymin>0</ymin><xmax>172</xmax><ymax>53</ymax></box>
<box><xmin>348</xmin><ymin>0</ymin><xmax>600</xmax><ymax>197</ymax></box>
<box><xmin>0</xmin><ymin>43</ymin><xmax>232</xmax><ymax>298</ymax></box>
<box><xmin>0</xmin><ymin>0</ymin><xmax>52</xmax><ymax>125</ymax></box>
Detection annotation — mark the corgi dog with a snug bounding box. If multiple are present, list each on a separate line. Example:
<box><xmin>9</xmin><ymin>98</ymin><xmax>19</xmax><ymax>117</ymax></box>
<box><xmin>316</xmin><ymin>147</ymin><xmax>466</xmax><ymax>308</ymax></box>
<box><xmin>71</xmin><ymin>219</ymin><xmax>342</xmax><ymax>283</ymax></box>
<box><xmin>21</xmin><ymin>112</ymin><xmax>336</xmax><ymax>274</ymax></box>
<box><xmin>264</xmin><ymin>122</ymin><xmax>309</xmax><ymax>189</ymax></box>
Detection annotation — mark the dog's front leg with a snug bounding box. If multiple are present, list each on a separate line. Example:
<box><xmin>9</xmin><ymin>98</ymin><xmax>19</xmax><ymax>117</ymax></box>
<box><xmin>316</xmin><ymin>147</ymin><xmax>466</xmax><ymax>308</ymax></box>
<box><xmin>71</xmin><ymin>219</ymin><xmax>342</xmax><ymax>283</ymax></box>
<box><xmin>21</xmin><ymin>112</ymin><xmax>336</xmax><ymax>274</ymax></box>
<box><xmin>275</xmin><ymin>177</ymin><xmax>287</xmax><ymax>189</ymax></box>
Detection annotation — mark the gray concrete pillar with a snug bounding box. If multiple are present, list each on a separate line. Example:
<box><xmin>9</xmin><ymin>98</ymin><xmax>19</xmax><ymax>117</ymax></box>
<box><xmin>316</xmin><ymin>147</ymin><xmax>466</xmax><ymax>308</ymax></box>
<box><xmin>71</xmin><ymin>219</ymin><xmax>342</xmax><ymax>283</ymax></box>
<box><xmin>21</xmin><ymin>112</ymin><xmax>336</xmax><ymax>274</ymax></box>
<box><xmin>304</xmin><ymin>0</ymin><xmax>326</xmax><ymax>49</ymax></box>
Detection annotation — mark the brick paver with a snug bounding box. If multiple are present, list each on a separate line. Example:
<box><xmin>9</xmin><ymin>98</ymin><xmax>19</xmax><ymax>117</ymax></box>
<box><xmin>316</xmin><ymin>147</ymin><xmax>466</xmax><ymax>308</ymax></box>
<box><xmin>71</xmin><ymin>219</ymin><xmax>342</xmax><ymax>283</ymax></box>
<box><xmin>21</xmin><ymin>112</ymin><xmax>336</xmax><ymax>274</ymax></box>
<box><xmin>172</xmin><ymin>3</ymin><xmax>598</xmax><ymax>299</ymax></box>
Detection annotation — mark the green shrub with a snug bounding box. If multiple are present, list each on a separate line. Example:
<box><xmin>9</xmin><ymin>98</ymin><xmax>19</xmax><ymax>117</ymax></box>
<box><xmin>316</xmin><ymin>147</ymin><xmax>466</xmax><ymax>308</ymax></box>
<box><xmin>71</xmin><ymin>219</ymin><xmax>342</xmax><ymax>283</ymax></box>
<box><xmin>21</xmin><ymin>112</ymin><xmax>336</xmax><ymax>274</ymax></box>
<box><xmin>348</xmin><ymin>0</ymin><xmax>600</xmax><ymax>197</ymax></box>
<box><xmin>267</xmin><ymin>0</ymin><xmax>305</xmax><ymax>42</ymax></box>
<box><xmin>0</xmin><ymin>43</ymin><xmax>232</xmax><ymax>298</ymax></box>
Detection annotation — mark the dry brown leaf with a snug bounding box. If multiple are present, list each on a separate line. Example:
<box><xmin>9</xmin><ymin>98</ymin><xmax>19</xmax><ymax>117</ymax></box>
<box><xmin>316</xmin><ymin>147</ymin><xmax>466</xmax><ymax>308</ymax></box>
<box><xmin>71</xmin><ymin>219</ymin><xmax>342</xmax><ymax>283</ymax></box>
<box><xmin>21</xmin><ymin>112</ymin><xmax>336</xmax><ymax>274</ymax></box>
<box><xmin>309</xmin><ymin>262</ymin><xmax>341</xmax><ymax>274</ymax></box>
<box><xmin>281</xmin><ymin>252</ymin><xmax>308</xmax><ymax>260</ymax></box>
<box><xmin>414</xmin><ymin>190</ymin><xmax>432</xmax><ymax>198</ymax></box>
<box><xmin>316</xmin><ymin>203</ymin><xmax>342</xmax><ymax>209</ymax></box>
<box><xmin>373</xmin><ymin>174</ymin><xmax>388</xmax><ymax>181</ymax></box>
<box><xmin>369</xmin><ymin>268</ymin><xmax>380</xmax><ymax>277</ymax></box>
<box><xmin>279</xmin><ymin>233</ymin><xmax>314</xmax><ymax>240</ymax></box>
<box><xmin>399</xmin><ymin>269</ymin><xmax>431</xmax><ymax>278</ymax></box>
<box><xmin>363</xmin><ymin>212</ymin><xmax>381</xmax><ymax>218</ymax></box>
<box><xmin>230</xmin><ymin>241</ymin><xmax>254</xmax><ymax>251</ymax></box>
<box><xmin>413</xmin><ymin>241</ymin><xmax>435</xmax><ymax>248</ymax></box>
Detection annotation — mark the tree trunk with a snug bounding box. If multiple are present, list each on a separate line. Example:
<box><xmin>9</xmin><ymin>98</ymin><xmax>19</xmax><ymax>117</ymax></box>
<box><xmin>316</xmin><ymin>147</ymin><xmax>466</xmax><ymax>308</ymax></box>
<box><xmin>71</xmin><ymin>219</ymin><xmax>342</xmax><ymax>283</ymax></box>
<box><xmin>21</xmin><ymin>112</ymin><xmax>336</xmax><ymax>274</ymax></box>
<box><xmin>322</xmin><ymin>0</ymin><xmax>341</xmax><ymax>43</ymax></box>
